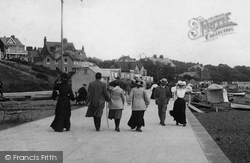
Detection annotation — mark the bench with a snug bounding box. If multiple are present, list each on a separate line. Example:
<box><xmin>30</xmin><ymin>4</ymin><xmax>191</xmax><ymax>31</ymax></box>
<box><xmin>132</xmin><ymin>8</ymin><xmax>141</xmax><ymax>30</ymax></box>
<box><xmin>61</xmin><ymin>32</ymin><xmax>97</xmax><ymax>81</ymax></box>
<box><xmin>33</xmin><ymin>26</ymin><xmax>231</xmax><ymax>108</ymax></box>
<box><xmin>0</xmin><ymin>101</ymin><xmax>33</xmax><ymax>123</ymax></box>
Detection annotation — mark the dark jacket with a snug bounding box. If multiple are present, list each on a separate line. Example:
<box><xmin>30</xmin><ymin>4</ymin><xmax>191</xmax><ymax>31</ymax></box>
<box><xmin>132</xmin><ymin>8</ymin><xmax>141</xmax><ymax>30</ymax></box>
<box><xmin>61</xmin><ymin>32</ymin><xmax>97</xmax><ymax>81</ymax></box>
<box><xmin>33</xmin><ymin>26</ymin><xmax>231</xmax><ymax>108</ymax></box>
<box><xmin>154</xmin><ymin>86</ymin><xmax>172</xmax><ymax>102</ymax></box>
<box><xmin>85</xmin><ymin>79</ymin><xmax>110</xmax><ymax>117</ymax></box>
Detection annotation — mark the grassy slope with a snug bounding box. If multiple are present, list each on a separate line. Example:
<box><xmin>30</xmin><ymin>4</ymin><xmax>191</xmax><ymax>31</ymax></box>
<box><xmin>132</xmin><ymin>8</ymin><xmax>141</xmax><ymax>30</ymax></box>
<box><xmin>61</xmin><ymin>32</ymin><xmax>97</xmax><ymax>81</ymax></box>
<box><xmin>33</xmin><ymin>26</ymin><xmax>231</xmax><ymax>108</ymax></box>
<box><xmin>0</xmin><ymin>61</ymin><xmax>57</xmax><ymax>92</ymax></box>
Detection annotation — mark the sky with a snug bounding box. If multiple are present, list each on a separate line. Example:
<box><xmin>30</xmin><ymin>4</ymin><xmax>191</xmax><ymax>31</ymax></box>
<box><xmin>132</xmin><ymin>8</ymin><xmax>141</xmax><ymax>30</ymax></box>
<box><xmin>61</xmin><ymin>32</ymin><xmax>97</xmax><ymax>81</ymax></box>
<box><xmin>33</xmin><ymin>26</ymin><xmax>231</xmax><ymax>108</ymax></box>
<box><xmin>1</xmin><ymin>0</ymin><xmax>250</xmax><ymax>67</ymax></box>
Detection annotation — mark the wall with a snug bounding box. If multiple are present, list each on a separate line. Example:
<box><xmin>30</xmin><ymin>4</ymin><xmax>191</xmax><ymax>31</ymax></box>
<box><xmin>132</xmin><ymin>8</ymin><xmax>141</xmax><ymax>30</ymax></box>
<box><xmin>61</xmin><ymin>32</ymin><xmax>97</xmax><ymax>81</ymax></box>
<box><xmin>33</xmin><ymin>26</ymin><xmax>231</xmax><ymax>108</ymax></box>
<box><xmin>71</xmin><ymin>68</ymin><xmax>95</xmax><ymax>95</ymax></box>
<box><xmin>43</xmin><ymin>55</ymin><xmax>56</xmax><ymax>70</ymax></box>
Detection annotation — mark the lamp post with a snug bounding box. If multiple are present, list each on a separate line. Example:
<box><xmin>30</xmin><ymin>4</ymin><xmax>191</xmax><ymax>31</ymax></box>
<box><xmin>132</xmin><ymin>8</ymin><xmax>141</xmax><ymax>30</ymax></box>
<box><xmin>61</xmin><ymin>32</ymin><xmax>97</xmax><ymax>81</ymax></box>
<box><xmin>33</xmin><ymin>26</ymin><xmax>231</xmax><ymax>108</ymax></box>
<box><xmin>60</xmin><ymin>0</ymin><xmax>82</xmax><ymax>72</ymax></box>
<box><xmin>61</xmin><ymin>0</ymin><xmax>64</xmax><ymax>72</ymax></box>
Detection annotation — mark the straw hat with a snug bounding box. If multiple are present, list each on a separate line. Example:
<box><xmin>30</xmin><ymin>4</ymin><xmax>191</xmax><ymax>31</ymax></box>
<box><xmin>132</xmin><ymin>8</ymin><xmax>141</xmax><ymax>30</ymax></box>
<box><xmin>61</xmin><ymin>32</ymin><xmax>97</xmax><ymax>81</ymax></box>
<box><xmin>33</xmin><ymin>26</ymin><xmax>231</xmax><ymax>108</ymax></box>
<box><xmin>177</xmin><ymin>81</ymin><xmax>186</xmax><ymax>86</ymax></box>
<box><xmin>160</xmin><ymin>78</ymin><xmax>168</xmax><ymax>84</ymax></box>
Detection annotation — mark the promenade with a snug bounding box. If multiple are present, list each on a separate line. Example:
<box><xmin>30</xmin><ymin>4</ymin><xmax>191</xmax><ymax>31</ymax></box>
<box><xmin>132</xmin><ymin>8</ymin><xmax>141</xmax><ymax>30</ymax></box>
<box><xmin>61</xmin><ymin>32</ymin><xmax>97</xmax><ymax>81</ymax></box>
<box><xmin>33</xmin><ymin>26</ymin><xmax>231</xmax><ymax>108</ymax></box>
<box><xmin>0</xmin><ymin>93</ymin><xmax>231</xmax><ymax>163</ymax></box>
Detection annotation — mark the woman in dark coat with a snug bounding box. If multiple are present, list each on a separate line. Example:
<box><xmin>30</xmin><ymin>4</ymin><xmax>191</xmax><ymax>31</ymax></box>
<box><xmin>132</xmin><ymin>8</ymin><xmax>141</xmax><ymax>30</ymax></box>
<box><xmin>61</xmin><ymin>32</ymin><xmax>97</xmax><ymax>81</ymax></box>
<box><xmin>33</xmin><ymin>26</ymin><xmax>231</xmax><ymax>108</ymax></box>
<box><xmin>50</xmin><ymin>73</ymin><xmax>75</xmax><ymax>132</ymax></box>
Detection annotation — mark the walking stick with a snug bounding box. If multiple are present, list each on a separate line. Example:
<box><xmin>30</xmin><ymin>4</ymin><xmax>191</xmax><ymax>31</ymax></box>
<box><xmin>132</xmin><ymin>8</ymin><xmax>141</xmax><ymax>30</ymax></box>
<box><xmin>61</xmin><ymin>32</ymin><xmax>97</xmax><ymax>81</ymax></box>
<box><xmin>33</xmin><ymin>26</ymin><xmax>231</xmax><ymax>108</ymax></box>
<box><xmin>105</xmin><ymin>102</ymin><xmax>109</xmax><ymax>128</ymax></box>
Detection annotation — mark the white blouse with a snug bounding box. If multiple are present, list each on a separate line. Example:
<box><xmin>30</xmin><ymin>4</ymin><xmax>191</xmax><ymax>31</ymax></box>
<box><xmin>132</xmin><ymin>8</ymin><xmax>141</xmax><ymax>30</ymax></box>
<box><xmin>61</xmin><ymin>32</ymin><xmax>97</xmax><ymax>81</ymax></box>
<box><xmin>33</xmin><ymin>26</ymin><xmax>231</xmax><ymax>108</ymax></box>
<box><xmin>171</xmin><ymin>85</ymin><xmax>192</xmax><ymax>99</ymax></box>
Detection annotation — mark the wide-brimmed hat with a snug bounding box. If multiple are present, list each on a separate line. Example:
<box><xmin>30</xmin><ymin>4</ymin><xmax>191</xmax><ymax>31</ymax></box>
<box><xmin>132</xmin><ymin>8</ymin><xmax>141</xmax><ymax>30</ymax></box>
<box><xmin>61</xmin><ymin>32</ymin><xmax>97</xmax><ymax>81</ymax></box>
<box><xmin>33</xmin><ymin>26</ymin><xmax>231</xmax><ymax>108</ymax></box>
<box><xmin>160</xmin><ymin>78</ymin><xmax>168</xmax><ymax>84</ymax></box>
<box><xmin>177</xmin><ymin>81</ymin><xmax>186</xmax><ymax>86</ymax></box>
<box><xmin>135</xmin><ymin>80</ymin><xmax>143</xmax><ymax>86</ymax></box>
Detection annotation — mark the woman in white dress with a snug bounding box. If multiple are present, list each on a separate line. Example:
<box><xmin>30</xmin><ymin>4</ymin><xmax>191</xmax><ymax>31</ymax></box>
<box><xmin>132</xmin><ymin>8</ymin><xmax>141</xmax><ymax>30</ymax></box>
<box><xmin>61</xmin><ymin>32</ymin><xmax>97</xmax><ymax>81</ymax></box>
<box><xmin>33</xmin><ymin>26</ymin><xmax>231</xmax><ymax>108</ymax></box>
<box><xmin>170</xmin><ymin>81</ymin><xmax>192</xmax><ymax>126</ymax></box>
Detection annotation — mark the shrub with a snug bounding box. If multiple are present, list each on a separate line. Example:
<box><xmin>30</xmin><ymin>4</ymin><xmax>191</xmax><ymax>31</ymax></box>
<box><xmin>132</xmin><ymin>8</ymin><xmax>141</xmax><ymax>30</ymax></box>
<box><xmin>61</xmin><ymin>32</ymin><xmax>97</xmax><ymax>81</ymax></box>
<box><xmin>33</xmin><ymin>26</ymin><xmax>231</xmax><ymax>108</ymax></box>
<box><xmin>36</xmin><ymin>73</ymin><xmax>49</xmax><ymax>81</ymax></box>
<box><xmin>32</xmin><ymin>65</ymin><xmax>57</xmax><ymax>76</ymax></box>
<box><xmin>8</xmin><ymin>58</ymin><xmax>32</xmax><ymax>66</ymax></box>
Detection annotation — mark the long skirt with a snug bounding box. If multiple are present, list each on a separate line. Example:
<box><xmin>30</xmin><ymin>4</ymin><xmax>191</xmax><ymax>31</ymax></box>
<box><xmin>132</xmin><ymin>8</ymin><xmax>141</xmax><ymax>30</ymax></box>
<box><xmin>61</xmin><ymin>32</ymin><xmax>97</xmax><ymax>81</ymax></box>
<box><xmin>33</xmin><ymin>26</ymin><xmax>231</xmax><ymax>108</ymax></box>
<box><xmin>128</xmin><ymin>111</ymin><xmax>145</xmax><ymax>129</ymax></box>
<box><xmin>108</xmin><ymin>109</ymin><xmax>122</xmax><ymax>120</ymax></box>
<box><xmin>150</xmin><ymin>88</ymin><xmax>155</xmax><ymax>99</ymax></box>
<box><xmin>170</xmin><ymin>98</ymin><xmax>186</xmax><ymax>124</ymax></box>
<box><xmin>50</xmin><ymin>98</ymin><xmax>71</xmax><ymax>131</ymax></box>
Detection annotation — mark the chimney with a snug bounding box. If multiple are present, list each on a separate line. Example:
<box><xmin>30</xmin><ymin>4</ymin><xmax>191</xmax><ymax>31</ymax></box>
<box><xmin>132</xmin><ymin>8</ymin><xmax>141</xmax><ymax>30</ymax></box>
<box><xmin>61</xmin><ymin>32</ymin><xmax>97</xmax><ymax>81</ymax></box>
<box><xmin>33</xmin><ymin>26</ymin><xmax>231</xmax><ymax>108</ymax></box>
<box><xmin>44</xmin><ymin>36</ymin><xmax>47</xmax><ymax>44</ymax></box>
<box><xmin>26</xmin><ymin>46</ymin><xmax>33</xmax><ymax>51</ymax></box>
<box><xmin>11</xmin><ymin>35</ymin><xmax>15</xmax><ymax>39</ymax></box>
<box><xmin>63</xmin><ymin>38</ymin><xmax>67</xmax><ymax>43</ymax></box>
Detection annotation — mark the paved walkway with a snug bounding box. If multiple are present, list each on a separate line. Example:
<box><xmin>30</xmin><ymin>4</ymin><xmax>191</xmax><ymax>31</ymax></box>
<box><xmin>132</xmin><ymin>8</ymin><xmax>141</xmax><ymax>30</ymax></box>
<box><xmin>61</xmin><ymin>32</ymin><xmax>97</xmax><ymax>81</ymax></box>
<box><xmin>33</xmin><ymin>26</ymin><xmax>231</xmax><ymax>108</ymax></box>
<box><xmin>0</xmin><ymin>92</ymin><xmax>231</xmax><ymax>163</ymax></box>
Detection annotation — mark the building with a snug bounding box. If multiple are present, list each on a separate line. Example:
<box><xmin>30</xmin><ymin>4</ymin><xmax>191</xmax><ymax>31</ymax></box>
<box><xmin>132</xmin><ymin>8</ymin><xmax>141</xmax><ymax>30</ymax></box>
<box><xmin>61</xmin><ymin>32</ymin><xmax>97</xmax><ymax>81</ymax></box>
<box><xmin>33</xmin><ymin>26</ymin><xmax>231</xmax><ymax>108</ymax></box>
<box><xmin>179</xmin><ymin>64</ymin><xmax>211</xmax><ymax>80</ymax></box>
<box><xmin>116</xmin><ymin>55</ymin><xmax>138</xmax><ymax>72</ymax></box>
<box><xmin>27</xmin><ymin>47</ymin><xmax>43</xmax><ymax>64</ymax></box>
<box><xmin>188</xmin><ymin>64</ymin><xmax>210</xmax><ymax>80</ymax></box>
<box><xmin>40</xmin><ymin>37</ymin><xmax>87</xmax><ymax>73</ymax></box>
<box><xmin>115</xmin><ymin>55</ymin><xmax>149</xmax><ymax>80</ymax></box>
<box><xmin>147</xmin><ymin>56</ymin><xmax>176</xmax><ymax>67</ymax></box>
<box><xmin>71</xmin><ymin>66</ymin><xmax>110</xmax><ymax>94</ymax></box>
<box><xmin>0</xmin><ymin>35</ymin><xmax>28</xmax><ymax>60</ymax></box>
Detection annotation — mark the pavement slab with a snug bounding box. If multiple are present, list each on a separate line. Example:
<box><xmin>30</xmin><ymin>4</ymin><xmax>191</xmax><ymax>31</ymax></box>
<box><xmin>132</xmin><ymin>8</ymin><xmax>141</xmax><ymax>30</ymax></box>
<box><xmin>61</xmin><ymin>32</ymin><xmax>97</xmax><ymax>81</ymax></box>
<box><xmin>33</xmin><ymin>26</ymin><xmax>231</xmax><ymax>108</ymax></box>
<box><xmin>0</xmin><ymin>91</ymin><xmax>231</xmax><ymax>163</ymax></box>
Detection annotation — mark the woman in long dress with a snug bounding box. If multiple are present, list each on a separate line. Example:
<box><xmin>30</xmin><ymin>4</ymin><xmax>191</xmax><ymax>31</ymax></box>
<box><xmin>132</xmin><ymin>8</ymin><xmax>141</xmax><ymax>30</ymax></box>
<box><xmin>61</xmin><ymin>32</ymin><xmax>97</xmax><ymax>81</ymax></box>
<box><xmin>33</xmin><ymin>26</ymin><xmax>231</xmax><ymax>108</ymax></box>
<box><xmin>127</xmin><ymin>80</ymin><xmax>150</xmax><ymax>132</ymax></box>
<box><xmin>170</xmin><ymin>81</ymin><xmax>192</xmax><ymax>126</ymax></box>
<box><xmin>108</xmin><ymin>80</ymin><xmax>125</xmax><ymax>132</ymax></box>
<box><xmin>51</xmin><ymin>73</ymin><xmax>75</xmax><ymax>132</ymax></box>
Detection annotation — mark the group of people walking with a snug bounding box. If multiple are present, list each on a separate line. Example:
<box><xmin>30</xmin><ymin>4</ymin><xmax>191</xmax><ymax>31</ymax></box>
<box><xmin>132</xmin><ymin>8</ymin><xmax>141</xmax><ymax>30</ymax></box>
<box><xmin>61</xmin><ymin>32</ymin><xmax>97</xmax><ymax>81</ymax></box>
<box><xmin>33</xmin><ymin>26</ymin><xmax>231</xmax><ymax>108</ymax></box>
<box><xmin>50</xmin><ymin>72</ymin><xmax>192</xmax><ymax>133</ymax></box>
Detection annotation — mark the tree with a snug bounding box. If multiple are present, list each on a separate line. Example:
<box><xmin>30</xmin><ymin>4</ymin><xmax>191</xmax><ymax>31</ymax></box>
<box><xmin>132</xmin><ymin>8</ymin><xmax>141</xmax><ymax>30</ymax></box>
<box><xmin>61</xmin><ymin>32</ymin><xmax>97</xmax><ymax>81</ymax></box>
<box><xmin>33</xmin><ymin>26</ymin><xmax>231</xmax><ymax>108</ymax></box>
<box><xmin>183</xmin><ymin>74</ymin><xmax>193</xmax><ymax>81</ymax></box>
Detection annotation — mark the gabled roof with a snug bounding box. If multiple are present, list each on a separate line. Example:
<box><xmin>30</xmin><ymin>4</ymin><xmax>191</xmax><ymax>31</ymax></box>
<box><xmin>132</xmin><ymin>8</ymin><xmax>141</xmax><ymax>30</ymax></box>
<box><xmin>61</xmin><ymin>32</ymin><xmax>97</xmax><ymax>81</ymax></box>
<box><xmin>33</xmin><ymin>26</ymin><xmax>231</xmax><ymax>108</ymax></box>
<box><xmin>73</xmin><ymin>66</ymin><xmax>111</xmax><ymax>78</ymax></box>
<box><xmin>207</xmin><ymin>84</ymin><xmax>223</xmax><ymax>90</ymax></box>
<box><xmin>42</xmin><ymin>52</ymin><xmax>60</xmax><ymax>61</ymax></box>
<box><xmin>0</xmin><ymin>36</ymin><xmax>25</xmax><ymax>47</ymax></box>
<box><xmin>65</xmin><ymin>51</ymin><xmax>86</xmax><ymax>61</ymax></box>
<box><xmin>188</xmin><ymin>64</ymin><xmax>206</xmax><ymax>71</ymax></box>
<box><xmin>180</xmin><ymin>72</ymin><xmax>197</xmax><ymax>77</ymax></box>
<box><xmin>29</xmin><ymin>50</ymin><xmax>41</xmax><ymax>58</ymax></box>
<box><xmin>54</xmin><ymin>51</ymin><xmax>86</xmax><ymax>61</ymax></box>
<box><xmin>76</xmin><ymin>49</ymin><xmax>87</xmax><ymax>58</ymax></box>
<box><xmin>44</xmin><ymin>42</ymin><xmax>75</xmax><ymax>53</ymax></box>
<box><xmin>148</xmin><ymin>57</ymin><xmax>176</xmax><ymax>67</ymax></box>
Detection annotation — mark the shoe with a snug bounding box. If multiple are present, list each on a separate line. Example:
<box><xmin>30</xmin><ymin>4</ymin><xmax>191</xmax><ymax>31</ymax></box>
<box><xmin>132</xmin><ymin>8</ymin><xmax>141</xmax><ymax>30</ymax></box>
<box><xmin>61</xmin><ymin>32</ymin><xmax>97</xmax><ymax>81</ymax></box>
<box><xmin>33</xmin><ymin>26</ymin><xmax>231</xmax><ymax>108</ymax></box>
<box><xmin>115</xmin><ymin>128</ymin><xmax>120</xmax><ymax>132</ymax></box>
<box><xmin>54</xmin><ymin>129</ymin><xmax>62</xmax><ymax>132</ymax></box>
<box><xmin>136</xmin><ymin>128</ymin><xmax>142</xmax><ymax>132</ymax></box>
<box><xmin>161</xmin><ymin>123</ymin><xmax>166</xmax><ymax>126</ymax></box>
<box><xmin>176</xmin><ymin>122</ymin><xmax>179</xmax><ymax>125</ymax></box>
<box><xmin>96</xmin><ymin>129</ymin><xmax>100</xmax><ymax>131</ymax></box>
<box><xmin>183</xmin><ymin>124</ymin><xmax>186</xmax><ymax>127</ymax></box>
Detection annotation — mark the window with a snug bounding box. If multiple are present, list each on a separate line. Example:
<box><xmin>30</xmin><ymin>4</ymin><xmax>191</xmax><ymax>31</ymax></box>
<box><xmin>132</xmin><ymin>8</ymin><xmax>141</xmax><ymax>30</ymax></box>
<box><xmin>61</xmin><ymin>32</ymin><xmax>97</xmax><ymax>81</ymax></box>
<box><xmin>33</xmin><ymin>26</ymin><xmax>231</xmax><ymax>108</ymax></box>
<box><xmin>64</xmin><ymin>58</ymin><xmax>68</xmax><ymax>64</ymax></box>
<box><xmin>46</xmin><ymin>58</ymin><xmax>50</xmax><ymax>64</ymax></box>
<box><xmin>64</xmin><ymin>67</ymin><xmax>68</xmax><ymax>72</ymax></box>
<box><xmin>84</xmin><ymin>69</ymin><xmax>88</xmax><ymax>74</ymax></box>
<box><xmin>55</xmin><ymin>60</ymin><xmax>58</xmax><ymax>64</ymax></box>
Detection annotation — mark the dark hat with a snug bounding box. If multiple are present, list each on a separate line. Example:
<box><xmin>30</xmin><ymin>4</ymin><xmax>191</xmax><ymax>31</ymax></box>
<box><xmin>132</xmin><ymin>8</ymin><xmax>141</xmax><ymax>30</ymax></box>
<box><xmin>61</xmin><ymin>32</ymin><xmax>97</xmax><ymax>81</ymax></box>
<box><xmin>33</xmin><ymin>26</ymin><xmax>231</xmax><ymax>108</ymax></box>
<box><xmin>95</xmin><ymin>72</ymin><xmax>102</xmax><ymax>78</ymax></box>
<box><xmin>160</xmin><ymin>78</ymin><xmax>168</xmax><ymax>84</ymax></box>
<box><xmin>109</xmin><ymin>80</ymin><xmax>119</xmax><ymax>87</ymax></box>
<box><xmin>135</xmin><ymin>80</ymin><xmax>143</xmax><ymax>86</ymax></box>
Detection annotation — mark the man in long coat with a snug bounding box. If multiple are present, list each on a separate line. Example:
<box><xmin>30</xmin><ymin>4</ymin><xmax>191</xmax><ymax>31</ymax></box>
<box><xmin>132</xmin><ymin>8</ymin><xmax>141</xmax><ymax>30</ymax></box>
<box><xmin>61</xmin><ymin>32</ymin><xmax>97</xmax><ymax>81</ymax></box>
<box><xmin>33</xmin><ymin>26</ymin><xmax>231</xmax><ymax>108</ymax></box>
<box><xmin>85</xmin><ymin>72</ymin><xmax>110</xmax><ymax>131</ymax></box>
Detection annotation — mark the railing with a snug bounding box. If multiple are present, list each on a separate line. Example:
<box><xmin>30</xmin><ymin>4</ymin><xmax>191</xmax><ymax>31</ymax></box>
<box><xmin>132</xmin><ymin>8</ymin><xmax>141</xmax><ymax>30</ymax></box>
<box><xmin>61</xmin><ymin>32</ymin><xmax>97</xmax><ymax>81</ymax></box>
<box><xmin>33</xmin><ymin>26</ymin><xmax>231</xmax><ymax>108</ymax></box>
<box><xmin>6</xmin><ymin>49</ymin><xmax>27</xmax><ymax>54</ymax></box>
